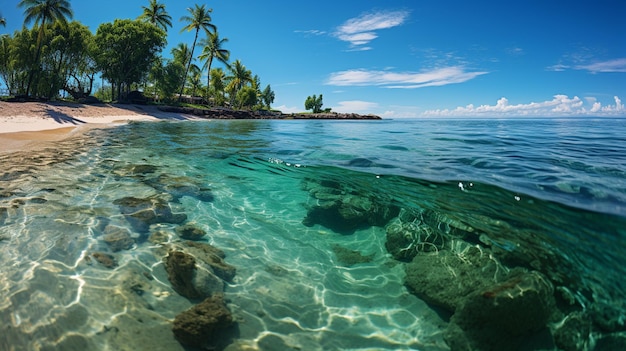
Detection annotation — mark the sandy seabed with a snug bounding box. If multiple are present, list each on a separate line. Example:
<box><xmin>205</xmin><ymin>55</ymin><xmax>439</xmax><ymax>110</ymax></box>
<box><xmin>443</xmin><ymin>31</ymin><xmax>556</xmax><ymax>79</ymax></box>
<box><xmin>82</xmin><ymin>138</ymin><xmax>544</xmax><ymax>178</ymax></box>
<box><xmin>0</xmin><ymin>101</ymin><xmax>197</xmax><ymax>153</ymax></box>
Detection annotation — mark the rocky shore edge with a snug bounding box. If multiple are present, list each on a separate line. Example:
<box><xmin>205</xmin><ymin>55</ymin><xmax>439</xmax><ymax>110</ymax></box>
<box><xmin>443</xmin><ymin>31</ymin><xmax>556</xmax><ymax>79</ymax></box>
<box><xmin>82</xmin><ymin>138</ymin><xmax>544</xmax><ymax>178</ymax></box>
<box><xmin>157</xmin><ymin>105</ymin><xmax>382</xmax><ymax>120</ymax></box>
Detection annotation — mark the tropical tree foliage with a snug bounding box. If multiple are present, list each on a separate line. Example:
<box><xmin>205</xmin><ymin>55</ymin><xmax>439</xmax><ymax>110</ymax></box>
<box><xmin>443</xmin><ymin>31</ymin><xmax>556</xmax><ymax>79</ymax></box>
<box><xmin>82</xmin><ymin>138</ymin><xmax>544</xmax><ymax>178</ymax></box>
<box><xmin>305</xmin><ymin>94</ymin><xmax>324</xmax><ymax>113</ymax></box>
<box><xmin>178</xmin><ymin>4</ymin><xmax>215</xmax><ymax>100</ymax></box>
<box><xmin>93</xmin><ymin>19</ymin><xmax>165</xmax><ymax>100</ymax></box>
<box><xmin>261</xmin><ymin>85</ymin><xmax>275</xmax><ymax>109</ymax></box>
<box><xmin>18</xmin><ymin>0</ymin><xmax>74</xmax><ymax>97</ymax></box>
<box><xmin>138</xmin><ymin>0</ymin><xmax>172</xmax><ymax>32</ymax></box>
<box><xmin>198</xmin><ymin>30</ymin><xmax>230</xmax><ymax>94</ymax></box>
<box><xmin>3</xmin><ymin>1</ymin><xmax>274</xmax><ymax>109</ymax></box>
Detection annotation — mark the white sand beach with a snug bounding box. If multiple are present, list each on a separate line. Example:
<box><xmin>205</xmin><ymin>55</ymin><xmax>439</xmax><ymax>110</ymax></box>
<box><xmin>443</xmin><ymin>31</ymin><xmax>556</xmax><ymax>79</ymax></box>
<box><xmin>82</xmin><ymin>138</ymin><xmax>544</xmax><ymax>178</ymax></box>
<box><xmin>0</xmin><ymin>101</ymin><xmax>197</xmax><ymax>153</ymax></box>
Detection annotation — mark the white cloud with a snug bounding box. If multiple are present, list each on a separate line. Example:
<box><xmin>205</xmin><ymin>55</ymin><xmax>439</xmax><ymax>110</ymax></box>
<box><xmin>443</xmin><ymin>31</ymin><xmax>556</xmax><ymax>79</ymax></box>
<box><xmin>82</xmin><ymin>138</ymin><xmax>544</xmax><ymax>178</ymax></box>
<box><xmin>335</xmin><ymin>10</ymin><xmax>409</xmax><ymax>48</ymax></box>
<box><xmin>333</xmin><ymin>100</ymin><xmax>378</xmax><ymax>113</ymax></box>
<box><xmin>422</xmin><ymin>95</ymin><xmax>626</xmax><ymax>117</ymax></box>
<box><xmin>275</xmin><ymin>104</ymin><xmax>300</xmax><ymax>114</ymax></box>
<box><xmin>294</xmin><ymin>29</ymin><xmax>327</xmax><ymax>36</ymax></box>
<box><xmin>575</xmin><ymin>58</ymin><xmax>626</xmax><ymax>73</ymax></box>
<box><xmin>326</xmin><ymin>67</ymin><xmax>488</xmax><ymax>88</ymax></box>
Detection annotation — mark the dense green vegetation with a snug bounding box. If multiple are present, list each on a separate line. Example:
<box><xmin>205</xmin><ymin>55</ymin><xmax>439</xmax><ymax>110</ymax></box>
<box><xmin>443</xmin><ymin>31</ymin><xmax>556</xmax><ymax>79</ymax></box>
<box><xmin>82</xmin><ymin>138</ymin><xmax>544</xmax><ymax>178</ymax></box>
<box><xmin>305</xmin><ymin>94</ymin><xmax>324</xmax><ymax>113</ymax></box>
<box><xmin>0</xmin><ymin>0</ymin><xmax>275</xmax><ymax>109</ymax></box>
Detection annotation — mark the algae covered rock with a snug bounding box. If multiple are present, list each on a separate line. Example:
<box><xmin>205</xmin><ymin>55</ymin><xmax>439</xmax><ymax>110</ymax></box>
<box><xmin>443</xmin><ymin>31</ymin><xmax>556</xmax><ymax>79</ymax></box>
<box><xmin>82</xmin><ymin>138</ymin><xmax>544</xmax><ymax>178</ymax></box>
<box><xmin>184</xmin><ymin>241</ymin><xmax>236</xmax><ymax>282</ymax></box>
<box><xmin>172</xmin><ymin>294</ymin><xmax>234</xmax><ymax>349</ymax></box>
<box><xmin>113</xmin><ymin>195</ymin><xmax>187</xmax><ymax>233</ymax></box>
<box><xmin>331</xmin><ymin>245</ymin><xmax>374</xmax><ymax>266</ymax></box>
<box><xmin>444</xmin><ymin>271</ymin><xmax>556</xmax><ymax>351</ymax></box>
<box><xmin>102</xmin><ymin>225</ymin><xmax>134</xmax><ymax>252</ymax></box>
<box><xmin>164</xmin><ymin>250</ymin><xmax>224</xmax><ymax>300</ymax></box>
<box><xmin>301</xmin><ymin>177</ymin><xmax>399</xmax><ymax>234</ymax></box>
<box><xmin>404</xmin><ymin>245</ymin><xmax>509</xmax><ymax>312</ymax></box>
<box><xmin>175</xmin><ymin>223</ymin><xmax>206</xmax><ymax>241</ymax></box>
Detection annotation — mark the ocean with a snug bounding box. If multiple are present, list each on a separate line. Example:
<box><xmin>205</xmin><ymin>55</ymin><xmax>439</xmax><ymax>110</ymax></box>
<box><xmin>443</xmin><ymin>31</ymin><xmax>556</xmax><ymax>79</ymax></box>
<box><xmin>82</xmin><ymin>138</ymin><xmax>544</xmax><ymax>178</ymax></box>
<box><xmin>1</xmin><ymin>118</ymin><xmax>625</xmax><ymax>350</ymax></box>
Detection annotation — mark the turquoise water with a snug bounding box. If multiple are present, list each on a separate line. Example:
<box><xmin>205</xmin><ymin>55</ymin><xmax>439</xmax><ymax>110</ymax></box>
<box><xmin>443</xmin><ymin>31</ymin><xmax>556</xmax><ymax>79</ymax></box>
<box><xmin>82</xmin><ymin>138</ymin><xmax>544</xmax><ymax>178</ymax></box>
<box><xmin>1</xmin><ymin>118</ymin><xmax>625</xmax><ymax>350</ymax></box>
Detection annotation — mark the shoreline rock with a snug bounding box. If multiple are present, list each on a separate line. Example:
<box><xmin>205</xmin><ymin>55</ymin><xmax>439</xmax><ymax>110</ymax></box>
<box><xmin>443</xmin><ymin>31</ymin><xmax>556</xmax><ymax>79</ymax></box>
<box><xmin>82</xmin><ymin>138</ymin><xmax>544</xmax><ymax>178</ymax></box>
<box><xmin>157</xmin><ymin>106</ymin><xmax>382</xmax><ymax>120</ymax></box>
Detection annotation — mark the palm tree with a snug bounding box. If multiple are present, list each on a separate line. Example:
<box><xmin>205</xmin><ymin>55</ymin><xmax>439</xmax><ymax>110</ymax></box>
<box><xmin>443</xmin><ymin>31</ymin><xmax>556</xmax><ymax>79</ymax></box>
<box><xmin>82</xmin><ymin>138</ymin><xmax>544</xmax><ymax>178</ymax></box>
<box><xmin>138</xmin><ymin>0</ymin><xmax>172</xmax><ymax>32</ymax></box>
<box><xmin>18</xmin><ymin>0</ymin><xmax>73</xmax><ymax>97</ymax></box>
<box><xmin>226</xmin><ymin>59</ymin><xmax>253</xmax><ymax>93</ymax></box>
<box><xmin>178</xmin><ymin>4</ymin><xmax>216</xmax><ymax>101</ymax></box>
<box><xmin>198</xmin><ymin>30</ymin><xmax>230</xmax><ymax>94</ymax></box>
<box><xmin>171</xmin><ymin>43</ymin><xmax>192</xmax><ymax>67</ymax></box>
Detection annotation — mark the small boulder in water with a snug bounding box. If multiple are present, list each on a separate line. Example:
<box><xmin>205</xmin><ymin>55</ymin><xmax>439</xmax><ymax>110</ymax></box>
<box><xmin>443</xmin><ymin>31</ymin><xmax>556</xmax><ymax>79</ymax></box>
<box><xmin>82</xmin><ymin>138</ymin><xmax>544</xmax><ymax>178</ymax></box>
<box><xmin>172</xmin><ymin>294</ymin><xmax>234</xmax><ymax>349</ymax></box>
<box><xmin>103</xmin><ymin>225</ymin><xmax>134</xmax><ymax>252</ymax></box>
<box><xmin>175</xmin><ymin>223</ymin><xmax>206</xmax><ymax>241</ymax></box>
<box><xmin>164</xmin><ymin>250</ymin><xmax>224</xmax><ymax>300</ymax></box>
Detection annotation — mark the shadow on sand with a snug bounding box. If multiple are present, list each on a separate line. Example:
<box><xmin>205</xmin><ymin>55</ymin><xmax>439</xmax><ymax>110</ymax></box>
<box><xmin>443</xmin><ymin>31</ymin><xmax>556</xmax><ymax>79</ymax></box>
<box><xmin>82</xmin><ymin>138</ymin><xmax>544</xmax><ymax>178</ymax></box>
<box><xmin>44</xmin><ymin>108</ymin><xmax>87</xmax><ymax>125</ymax></box>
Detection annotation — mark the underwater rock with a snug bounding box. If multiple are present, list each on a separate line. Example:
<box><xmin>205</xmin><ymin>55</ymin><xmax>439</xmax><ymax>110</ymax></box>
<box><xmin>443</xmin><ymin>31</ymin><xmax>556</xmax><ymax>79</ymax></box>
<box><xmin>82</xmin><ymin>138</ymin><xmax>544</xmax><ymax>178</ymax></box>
<box><xmin>175</xmin><ymin>223</ymin><xmax>206</xmax><ymax>241</ymax></box>
<box><xmin>113</xmin><ymin>195</ymin><xmax>187</xmax><ymax>233</ymax></box>
<box><xmin>444</xmin><ymin>271</ymin><xmax>556</xmax><ymax>351</ymax></box>
<box><xmin>301</xmin><ymin>176</ymin><xmax>399</xmax><ymax>234</ymax></box>
<box><xmin>164</xmin><ymin>250</ymin><xmax>224</xmax><ymax>300</ymax></box>
<box><xmin>385</xmin><ymin>219</ymin><xmax>446</xmax><ymax>262</ymax></box>
<box><xmin>92</xmin><ymin>252</ymin><xmax>118</xmax><ymax>269</ymax></box>
<box><xmin>302</xmin><ymin>193</ymin><xmax>399</xmax><ymax>234</ymax></box>
<box><xmin>144</xmin><ymin>174</ymin><xmax>214</xmax><ymax>202</ymax></box>
<box><xmin>404</xmin><ymin>245</ymin><xmax>511</xmax><ymax>312</ymax></box>
<box><xmin>553</xmin><ymin>312</ymin><xmax>591</xmax><ymax>351</ymax></box>
<box><xmin>102</xmin><ymin>225</ymin><xmax>134</xmax><ymax>252</ymax></box>
<box><xmin>114</xmin><ymin>164</ymin><xmax>158</xmax><ymax>177</ymax></box>
<box><xmin>148</xmin><ymin>229</ymin><xmax>171</xmax><ymax>244</ymax></box>
<box><xmin>594</xmin><ymin>334</ymin><xmax>626</xmax><ymax>350</ymax></box>
<box><xmin>172</xmin><ymin>293</ymin><xmax>234</xmax><ymax>349</ymax></box>
<box><xmin>183</xmin><ymin>241</ymin><xmax>236</xmax><ymax>282</ymax></box>
<box><xmin>0</xmin><ymin>206</ymin><xmax>7</xmax><ymax>225</ymax></box>
<box><xmin>589</xmin><ymin>302</ymin><xmax>626</xmax><ymax>333</ymax></box>
<box><xmin>332</xmin><ymin>245</ymin><xmax>374</xmax><ymax>266</ymax></box>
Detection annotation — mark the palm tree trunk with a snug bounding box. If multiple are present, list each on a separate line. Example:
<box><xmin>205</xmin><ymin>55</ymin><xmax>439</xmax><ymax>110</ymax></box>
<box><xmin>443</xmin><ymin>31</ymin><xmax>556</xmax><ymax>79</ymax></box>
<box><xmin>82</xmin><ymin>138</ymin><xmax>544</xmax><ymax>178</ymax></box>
<box><xmin>178</xmin><ymin>29</ymin><xmax>199</xmax><ymax>102</ymax></box>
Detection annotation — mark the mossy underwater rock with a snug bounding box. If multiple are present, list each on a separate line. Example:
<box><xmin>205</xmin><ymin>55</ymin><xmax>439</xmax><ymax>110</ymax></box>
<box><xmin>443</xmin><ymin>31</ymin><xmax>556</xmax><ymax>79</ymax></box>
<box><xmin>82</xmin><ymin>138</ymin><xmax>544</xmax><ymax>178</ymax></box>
<box><xmin>444</xmin><ymin>271</ymin><xmax>556</xmax><ymax>351</ymax></box>
<box><xmin>404</xmin><ymin>245</ymin><xmax>510</xmax><ymax>312</ymax></box>
<box><xmin>301</xmin><ymin>177</ymin><xmax>399</xmax><ymax>234</ymax></box>
<box><xmin>102</xmin><ymin>225</ymin><xmax>134</xmax><ymax>252</ymax></box>
<box><xmin>184</xmin><ymin>241</ymin><xmax>236</xmax><ymax>282</ymax></box>
<box><xmin>113</xmin><ymin>195</ymin><xmax>187</xmax><ymax>233</ymax></box>
<box><xmin>172</xmin><ymin>294</ymin><xmax>234</xmax><ymax>349</ymax></box>
<box><xmin>164</xmin><ymin>250</ymin><xmax>224</xmax><ymax>300</ymax></box>
<box><xmin>332</xmin><ymin>245</ymin><xmax>374</xmax><ymax>266</ymax></box>
<box><xmin>175</xmin><ymin>223</ymin><xmax>206</xmax><ymax>241</ymax></box>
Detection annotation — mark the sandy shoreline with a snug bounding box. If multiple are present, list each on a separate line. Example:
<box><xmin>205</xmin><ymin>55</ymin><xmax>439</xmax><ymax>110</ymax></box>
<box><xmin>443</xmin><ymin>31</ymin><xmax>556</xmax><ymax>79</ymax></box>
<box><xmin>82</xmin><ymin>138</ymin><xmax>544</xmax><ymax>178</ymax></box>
<box><xmin>0</xmin><ymin>101</ymin><xmax>197</xmax><ymax>153</ymax></box>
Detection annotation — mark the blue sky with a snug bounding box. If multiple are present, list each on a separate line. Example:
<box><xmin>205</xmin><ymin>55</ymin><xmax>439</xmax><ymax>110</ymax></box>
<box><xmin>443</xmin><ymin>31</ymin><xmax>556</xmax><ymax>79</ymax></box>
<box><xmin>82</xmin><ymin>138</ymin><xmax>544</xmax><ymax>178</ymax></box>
<box><xmin>2</xmin><ymin>0</ymin><xmax>625</xmax><ymax>117</ymax></box>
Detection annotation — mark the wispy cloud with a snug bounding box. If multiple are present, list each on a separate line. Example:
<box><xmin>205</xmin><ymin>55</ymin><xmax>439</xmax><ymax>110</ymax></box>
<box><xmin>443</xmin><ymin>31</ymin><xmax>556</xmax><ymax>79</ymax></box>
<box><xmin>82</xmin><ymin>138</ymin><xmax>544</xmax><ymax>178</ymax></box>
<box><xmin>335</xmin><ymin>10</ymin><xmax>409</xmax><ymax>49</ymax></box>
<box><xmin>326</xmin><ymin>67</ymin><xmax>488</xmax><ymax>89</ymax></box>
<box><xmin>575</xmin><ymin>58</ymin><xmax>626</xmax><ymax>73</ymax></box>
<box><xmin>294</xmin><ymin>29</ymin><xmax>327</xmax><ymax>37</ymax></box>
<box><xmin>333</xmin><ymin>100</ymin><xmax>379</xmax><ymax>113</ymax></box>
<box><xmin>422</xmin><ymin>95</ymin><xmax>625</xmax><ymax>117</ymax></box>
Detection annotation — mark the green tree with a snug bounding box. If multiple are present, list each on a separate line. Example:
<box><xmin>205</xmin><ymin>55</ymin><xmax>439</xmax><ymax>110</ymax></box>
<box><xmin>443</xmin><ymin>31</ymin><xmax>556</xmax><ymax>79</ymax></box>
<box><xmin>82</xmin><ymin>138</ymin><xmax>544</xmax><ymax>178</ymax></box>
<box><xmin>3</xmin><ymin>27</ymin><xmax>39</xmax><ymax>95</ymax></box>
<box><xmin>236</xmin><ymin>86</ymin><xmax>257</xmax><ymax>109</ymax></box>
<box><xmin>198</xmin><ymin>30</ymin><xmax>229</xmax><ymax>95</ymax></box>
<box><xmin>305</xmin><ymin>94</ymin><xmax>323</xmax><ymax>113</ymax></box>
<box><xmin>178</xmin><ymin>4</ymin><xmax>216</xmax><ymax>101</ymax></box>
<box><xmin>261</xmin><ymin>85</ymin><xmax>275</xmax><ymax>109</ymax></box>
<box><xmin>0</xmin><ymin>35</ymin><xmax>18</xmax><ymax>94</ymax></box>
<box><xmin>171</xmin><ymin>43</ymin><xmax>192</xmax><ymax>67</ymax></box>
<box><xmin>93</xmin><ymin>19</ymin><xmax>166</xmax><ymax>101</ymax></box>
<box><xmin>225</xmin><ymin>59</ymin><xmax>252</xmax><ymax>104</ymax></box>
<box><xmin>18</xmin><ymin>0</ymin><xmax>73</xmax><ymax>97</ymax></box>
<box><xmin>138</xmin><ymin>0</ymin><xmax>172</xmax><ymax>32</ymax></box>
<box><xmin>208</xmin><ymin>67</ymin><xmax>226</xmax><ymax>106</ymax></box>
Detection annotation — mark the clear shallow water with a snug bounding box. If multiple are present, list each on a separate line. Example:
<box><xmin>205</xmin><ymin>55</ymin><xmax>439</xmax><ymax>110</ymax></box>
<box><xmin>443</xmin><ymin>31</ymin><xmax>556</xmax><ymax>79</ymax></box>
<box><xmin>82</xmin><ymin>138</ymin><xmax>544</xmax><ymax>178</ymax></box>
<box><xmin>0</xmin><ymin>118</ymin><xmax>625</xmax><ymax>350</ymax></box>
